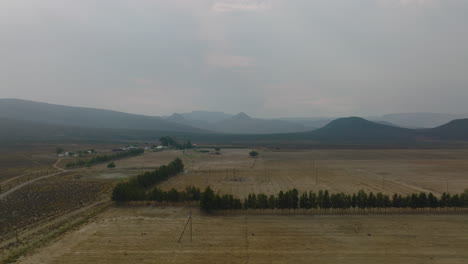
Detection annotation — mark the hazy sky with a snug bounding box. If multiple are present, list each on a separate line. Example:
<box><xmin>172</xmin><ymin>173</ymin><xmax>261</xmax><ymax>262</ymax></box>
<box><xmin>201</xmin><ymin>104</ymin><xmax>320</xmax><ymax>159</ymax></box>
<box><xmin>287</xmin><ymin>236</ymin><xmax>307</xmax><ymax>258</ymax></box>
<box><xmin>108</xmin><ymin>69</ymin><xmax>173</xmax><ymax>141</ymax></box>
<box><xmin>1</xmin><ymin>0</ymin><xmax>468</xmax><ymax>118</ymax></box>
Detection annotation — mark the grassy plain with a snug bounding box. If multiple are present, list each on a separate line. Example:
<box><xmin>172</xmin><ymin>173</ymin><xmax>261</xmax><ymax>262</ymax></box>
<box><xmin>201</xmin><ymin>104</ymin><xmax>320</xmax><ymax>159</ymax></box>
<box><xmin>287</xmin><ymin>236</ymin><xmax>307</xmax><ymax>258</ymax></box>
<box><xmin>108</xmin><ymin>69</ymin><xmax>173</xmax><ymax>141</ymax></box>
<box><xmin>157</xmin><ymin>148</ymin><xmax>468</xmax><ymax>197</ymax></box>
<box><xmin>17</xmin><ymin>206</ymin><xmax>468</xmax><ymax>264</ymax></box>
<box><xmin>5</xmin><ymin>147</ymin><xmax>468</xmax><ymax>263</ymax></box>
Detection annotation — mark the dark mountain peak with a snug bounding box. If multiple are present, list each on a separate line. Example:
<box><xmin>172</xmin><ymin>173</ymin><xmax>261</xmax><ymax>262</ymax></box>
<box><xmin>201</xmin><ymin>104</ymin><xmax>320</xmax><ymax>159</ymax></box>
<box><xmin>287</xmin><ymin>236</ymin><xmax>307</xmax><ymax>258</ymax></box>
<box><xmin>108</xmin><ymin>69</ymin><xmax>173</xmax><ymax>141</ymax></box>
<box><xmin>166</xmin><ymin>113</ymin><xmax>186</xmax><ymax>123</ymax></box>
<box><xmin>424</xmin><ymin>118</ymin><xmax>468</xmax><ymax>140</ymax></box>
<box><xmin>232</xmin><ymin>112</ymin><xmax>251</xmax><ymax>120</ymax></box>
<box><xmin>313</xmin><ymin>117</ymin><xmax>412</xmax><ymax>141</ymax></box>
<box><xmin>323</xmin><ymin>117</ymin><xmax>375</xmax><ymax>128</ymax></box>
<box><xmin>436</xmin><ymin>118</ymin><xmax>468</xmax><ymax>128</ymax></box>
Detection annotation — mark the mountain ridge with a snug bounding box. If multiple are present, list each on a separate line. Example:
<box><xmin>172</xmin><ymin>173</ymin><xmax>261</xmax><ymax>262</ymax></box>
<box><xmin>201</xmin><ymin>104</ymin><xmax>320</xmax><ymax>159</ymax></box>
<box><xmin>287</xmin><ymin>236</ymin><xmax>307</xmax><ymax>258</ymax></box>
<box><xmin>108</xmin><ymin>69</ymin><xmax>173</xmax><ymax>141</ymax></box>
<box><xmin>2</xmin><ymin>99</ymin><xmax>468</xmax><ymax>143</ymax></box>
<box><xmin>0</xmin><ymin>98</ymin><xmax>208</xmax><ymax>133</ymax></box>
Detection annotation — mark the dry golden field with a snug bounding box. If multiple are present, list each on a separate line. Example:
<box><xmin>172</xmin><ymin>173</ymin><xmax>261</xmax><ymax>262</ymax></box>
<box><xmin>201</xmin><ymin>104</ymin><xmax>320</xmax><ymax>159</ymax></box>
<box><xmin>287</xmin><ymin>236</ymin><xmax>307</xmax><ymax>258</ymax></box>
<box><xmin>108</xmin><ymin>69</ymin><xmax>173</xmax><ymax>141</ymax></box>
<box><xmin>155</xmin><ymin>148</ymin><xmax>468</xmax><ymax>197</ymax></box>
<box><xmin>17</xmin><ymin>206</ymin><xmax>468</xmax><ymax>264</ymax></box>
<box><xmin>6</xmin><ymin>147</ymin><xmax>468</xmax><ymax>264</ymax></box>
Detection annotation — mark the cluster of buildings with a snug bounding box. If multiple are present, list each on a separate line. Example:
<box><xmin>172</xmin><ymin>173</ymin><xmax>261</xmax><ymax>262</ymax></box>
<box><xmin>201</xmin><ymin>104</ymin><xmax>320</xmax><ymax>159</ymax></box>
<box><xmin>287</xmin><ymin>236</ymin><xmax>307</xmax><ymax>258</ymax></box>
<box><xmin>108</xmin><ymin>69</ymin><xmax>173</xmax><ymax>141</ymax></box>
<box><xmin>58</xmin><ymin>149</ymin><xmax>95</xmax><ymax>157</ymax></box>
<box><xmin>112</xmin><ymin>146</ymin><xmax>140</xmax><ymax>152</ymax></box>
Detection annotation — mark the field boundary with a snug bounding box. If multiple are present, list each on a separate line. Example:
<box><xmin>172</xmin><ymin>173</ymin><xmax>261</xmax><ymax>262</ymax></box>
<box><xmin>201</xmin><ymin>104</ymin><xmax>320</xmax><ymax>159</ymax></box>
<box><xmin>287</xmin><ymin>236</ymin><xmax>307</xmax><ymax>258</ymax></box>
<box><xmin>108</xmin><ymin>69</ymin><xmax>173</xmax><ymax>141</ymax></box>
<box><xmin>212</xmin><ymin>207</ymin><xmax>468</xmax><ymax>215</ymax></box>
<box><xmin>111</xmin><ymin>202</ymin><xmax>468</xmax><ymax>215</ymax></box>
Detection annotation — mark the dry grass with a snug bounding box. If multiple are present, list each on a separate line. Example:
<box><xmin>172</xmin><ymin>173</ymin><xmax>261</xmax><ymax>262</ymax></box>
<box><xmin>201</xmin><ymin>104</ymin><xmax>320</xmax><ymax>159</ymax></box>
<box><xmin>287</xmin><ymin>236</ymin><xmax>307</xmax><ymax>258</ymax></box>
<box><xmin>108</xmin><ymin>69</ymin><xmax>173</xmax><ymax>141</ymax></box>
<box><xmin>9</xmin><ymin>147</ymin><xmax>468</xmax><ymax>264</ymax></box>
<box><xmin>157</xmin><ymin>149</ymin><xmax>468</xmax><ymax>197</ymax></box>
<box><xmin>17</xmin><ymin>206</ymin><xmax>468</xmax><ymax>264</ymax></box>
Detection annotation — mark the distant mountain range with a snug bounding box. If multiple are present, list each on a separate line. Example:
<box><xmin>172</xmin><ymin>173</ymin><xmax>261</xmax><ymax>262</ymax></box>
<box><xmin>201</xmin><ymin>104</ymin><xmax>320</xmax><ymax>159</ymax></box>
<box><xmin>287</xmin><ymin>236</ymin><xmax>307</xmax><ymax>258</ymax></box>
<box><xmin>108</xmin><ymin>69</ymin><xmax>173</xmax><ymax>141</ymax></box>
<box><xmin>166</xmin><ymin>112</ymin><xmax>308</xmax><ymax>134</ymax></box>
<box><xmin>179</xmin><ymin>111</ymin><xmax>232</xmax><ymax>123</ymax></box>
<box><xmin>1</xmin><ymin>99</ymin><xmax>468</xmax><ymax>145</ymax></box>
<box><xmin>170</xmin><ymin>110</ymin><xmax>468</xmax><ymax>131</ymax></box>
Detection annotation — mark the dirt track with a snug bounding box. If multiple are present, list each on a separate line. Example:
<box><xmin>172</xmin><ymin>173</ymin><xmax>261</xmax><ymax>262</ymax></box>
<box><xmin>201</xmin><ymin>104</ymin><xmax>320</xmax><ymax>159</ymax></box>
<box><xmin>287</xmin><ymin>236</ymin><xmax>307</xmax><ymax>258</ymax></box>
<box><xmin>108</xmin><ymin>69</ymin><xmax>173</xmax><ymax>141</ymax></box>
<box><xmin>0</xmin><ymin>159</ymin><xmax>65</xmax><ymax>200</ymax></box>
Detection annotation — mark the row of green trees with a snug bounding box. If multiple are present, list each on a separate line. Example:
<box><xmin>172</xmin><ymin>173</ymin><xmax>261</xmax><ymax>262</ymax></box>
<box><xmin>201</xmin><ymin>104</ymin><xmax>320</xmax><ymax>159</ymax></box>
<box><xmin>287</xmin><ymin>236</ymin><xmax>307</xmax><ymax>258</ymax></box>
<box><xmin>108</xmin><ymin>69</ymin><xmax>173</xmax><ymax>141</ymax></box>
<box><xmin>147</xmin><ymin>186</ymin><xmax>243</xmax><ymax>211</ymax></box>
<box><xmin>159</xmin><ymin>136</ymin><xmax>193</xmax><ymax>149</ymax></box>
<box><xmin>141</xmin><ymin>187</ymin><xmax>468</xmax><ymax>212</ymax></box>
<box><xmin>148</xmin><ymin>186</ymin><xmax>201</xmax><ymax>202</ymax></box>
<box><xmin>238</xmin><ymin>189</ymin><xmax>468</xmax><ymax>210</ymax></box>
<box><xmin>66</xmin><ymin>148</ymin><xmax>144</xmax><ymax>168</ymax></box>
<box><xmin>111</xmin><ymin>158</ymin><xmax>184</xmax><ymax>201</ymax></box>
<box><xmin>199</xmin><ymin>187</ymin><xmax>243</xmax><ymax>211</ymax></box>
<box><xmin>113</xmin><ymin>185</ymin><xmax>243</xmax><ymax>211</ymax></box>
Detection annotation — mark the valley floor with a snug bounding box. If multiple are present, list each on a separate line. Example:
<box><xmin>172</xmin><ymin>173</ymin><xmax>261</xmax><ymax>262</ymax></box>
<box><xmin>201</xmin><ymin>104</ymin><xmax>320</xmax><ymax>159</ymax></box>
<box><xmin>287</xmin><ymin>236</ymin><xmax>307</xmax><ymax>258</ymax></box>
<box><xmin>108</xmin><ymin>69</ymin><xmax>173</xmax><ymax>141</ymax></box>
<box><xmin>4</xmin><ymin>147</ymin><xmax>468</xmax><ymax>263</ymax></box>
<box><xmin>18</xmin><ymin>206</ymin><xmax>468</xmax><ymax>264</ymax></box>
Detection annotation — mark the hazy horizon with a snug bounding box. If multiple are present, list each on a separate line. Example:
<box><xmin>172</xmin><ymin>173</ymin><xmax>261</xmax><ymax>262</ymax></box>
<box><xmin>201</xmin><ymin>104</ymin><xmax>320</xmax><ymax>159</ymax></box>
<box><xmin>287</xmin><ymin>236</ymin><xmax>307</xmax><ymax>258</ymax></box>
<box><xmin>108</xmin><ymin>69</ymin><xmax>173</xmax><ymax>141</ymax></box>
<box><xmin>3</xmin><ymin>98</ymin><xmax>468</xmax><ymax>122</ymax></box>
<box><xmin>1</xmin><ymin>0</ymin><xmax>468</xmax><ymax>118</ymax></box>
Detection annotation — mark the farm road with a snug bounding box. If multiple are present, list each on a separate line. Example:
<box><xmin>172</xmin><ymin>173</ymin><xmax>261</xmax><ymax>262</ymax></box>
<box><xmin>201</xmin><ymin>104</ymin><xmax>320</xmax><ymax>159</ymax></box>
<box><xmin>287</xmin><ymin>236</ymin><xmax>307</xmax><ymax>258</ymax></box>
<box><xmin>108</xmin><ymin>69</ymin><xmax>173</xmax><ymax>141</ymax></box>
<box><xmin>0</xmin><ymin>159</ymin><xmax>67</xmax><ymax>200</ymax></box>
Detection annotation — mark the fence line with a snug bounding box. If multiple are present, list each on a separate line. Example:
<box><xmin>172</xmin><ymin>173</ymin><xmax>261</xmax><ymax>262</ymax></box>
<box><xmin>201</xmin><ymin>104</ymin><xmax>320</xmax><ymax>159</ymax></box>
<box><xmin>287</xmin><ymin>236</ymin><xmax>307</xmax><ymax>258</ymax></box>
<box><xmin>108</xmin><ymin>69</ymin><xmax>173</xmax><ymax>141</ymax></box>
<box><xmin>114</xmin><ymin>202</ymin><xmax>468</xmax><ymax>215</ymax></box>
<box><xmin>214</xmin><ymin>207</ymin><xmax>468</xmax><ymax>216</ymax></box>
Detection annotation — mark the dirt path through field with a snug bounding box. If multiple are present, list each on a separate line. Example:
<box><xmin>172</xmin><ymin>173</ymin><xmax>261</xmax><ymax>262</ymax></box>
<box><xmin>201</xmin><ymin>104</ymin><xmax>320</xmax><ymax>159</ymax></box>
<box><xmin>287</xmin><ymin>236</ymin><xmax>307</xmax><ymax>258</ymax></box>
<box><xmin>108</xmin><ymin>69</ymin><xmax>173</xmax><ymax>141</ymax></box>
<box><xmin>0</xmin><ymin>158</ymin><xmax>62</xmax><ymax>186</ymax></box>
<box><xmin>0</xmin><ymin>159</ymin><xmax>66</xmax><ymax>200</ymax></box>
<box><xmin>52</xmin><ymin>158</ymin><xmax>64</xmax><ymax>171</ymax></box>
<box><xmin>0</xmin><ymin>171</ymin><xmax>64</xmax><ymax>200</ymax></box>
<box><xmin>0</xmin><ymin>171</ymin><xmax>34</xmax><ymax>186</ymax></box>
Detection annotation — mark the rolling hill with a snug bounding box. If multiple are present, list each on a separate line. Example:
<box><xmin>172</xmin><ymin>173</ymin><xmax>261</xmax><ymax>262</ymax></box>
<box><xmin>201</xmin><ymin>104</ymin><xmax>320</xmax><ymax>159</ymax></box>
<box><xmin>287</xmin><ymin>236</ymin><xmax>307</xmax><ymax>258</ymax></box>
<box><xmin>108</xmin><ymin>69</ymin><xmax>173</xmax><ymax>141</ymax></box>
<box><xmin>379</xmin><ymin>113</ymin><xmax>468</xmax><ymax>128</ymax></box>
<box><xmin>307</xmin><ymin>117</ymin><xmax>415</xmax><ymax>141</ymax></box>
<box><xmin>0</xmin><ymin>99</ymin><xmax>207</xmax><ymax>133</ymax></box>
<box><xmin>0</xmin><ymin>117</ymin><xmax>205</xmax><ymax>145</ymax></box>
<box><xmin>422</xmin><ymin>118</ymin><xmax>468</xmax><ymax>140</ymax></box>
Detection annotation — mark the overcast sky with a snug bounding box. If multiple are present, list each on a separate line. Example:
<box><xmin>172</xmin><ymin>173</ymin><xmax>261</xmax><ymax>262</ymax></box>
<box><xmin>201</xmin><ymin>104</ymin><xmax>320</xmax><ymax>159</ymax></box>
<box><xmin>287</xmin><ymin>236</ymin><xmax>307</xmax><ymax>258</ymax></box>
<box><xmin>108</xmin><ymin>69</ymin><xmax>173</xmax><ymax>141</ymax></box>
<box><xmin>1</xmin><ymin>0</ymin><xmax>467</xmax><ymax>118</ymax></box>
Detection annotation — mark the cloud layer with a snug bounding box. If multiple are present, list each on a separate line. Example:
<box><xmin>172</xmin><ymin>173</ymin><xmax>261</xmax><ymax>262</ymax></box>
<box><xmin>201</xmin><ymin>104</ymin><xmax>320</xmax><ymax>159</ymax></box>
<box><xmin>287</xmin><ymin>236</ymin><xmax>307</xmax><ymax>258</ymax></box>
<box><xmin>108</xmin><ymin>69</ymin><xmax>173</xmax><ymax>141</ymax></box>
<box><xmin>211</xmin><ymin>0</ymin><xmax>272</xmax><ymax>13</ymax></box>
<box><xmin>1</xmin><ymin>0</ymin><xmax>467</xmax><ymax>117</ymax></box>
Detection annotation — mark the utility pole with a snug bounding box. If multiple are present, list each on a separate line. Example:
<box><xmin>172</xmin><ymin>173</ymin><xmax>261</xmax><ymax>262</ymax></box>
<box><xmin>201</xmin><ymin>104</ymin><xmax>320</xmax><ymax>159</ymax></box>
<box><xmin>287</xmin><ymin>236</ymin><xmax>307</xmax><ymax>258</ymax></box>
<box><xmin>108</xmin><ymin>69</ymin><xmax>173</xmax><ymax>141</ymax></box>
<box><xmin>178</xmin><ymin>212</ymin><xmax>192</xmax><ymax>243</ymax></box>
